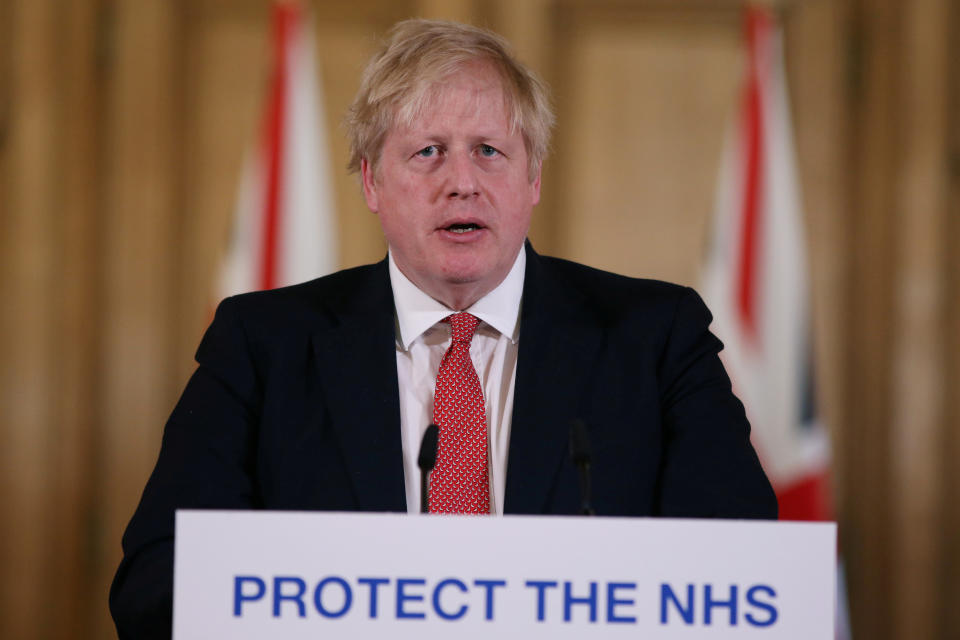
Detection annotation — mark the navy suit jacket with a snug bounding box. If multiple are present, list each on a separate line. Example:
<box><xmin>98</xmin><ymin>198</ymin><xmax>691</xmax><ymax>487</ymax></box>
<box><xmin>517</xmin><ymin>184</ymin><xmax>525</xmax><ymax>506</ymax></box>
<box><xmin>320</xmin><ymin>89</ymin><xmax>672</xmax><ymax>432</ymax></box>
<box><xmin>109</xmin><ymin>244</ymin><xmax>776</xmax><ymax>639</ymax></box>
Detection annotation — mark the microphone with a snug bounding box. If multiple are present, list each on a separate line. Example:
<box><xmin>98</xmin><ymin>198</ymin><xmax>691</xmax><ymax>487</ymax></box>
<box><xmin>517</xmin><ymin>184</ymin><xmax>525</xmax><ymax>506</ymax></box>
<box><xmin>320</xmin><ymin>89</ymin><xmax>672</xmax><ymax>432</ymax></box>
<box><xmin>418</xmin><ymin>424</ymin><xmax>439</xmax><ymax>514</ymax></box>
<box><xmin>569</xmin><ymin>419</ymin><xmax>595</xmax><ymax>515</ymax></box>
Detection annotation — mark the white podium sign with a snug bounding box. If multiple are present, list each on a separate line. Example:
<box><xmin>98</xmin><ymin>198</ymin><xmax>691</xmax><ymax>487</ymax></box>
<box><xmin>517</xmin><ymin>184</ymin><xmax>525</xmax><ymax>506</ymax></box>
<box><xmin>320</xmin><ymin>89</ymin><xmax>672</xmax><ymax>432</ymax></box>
<box><xmin>174</xmin><ymin>510</ymin><xmax>835</xmax><ymax>639</ymax></box>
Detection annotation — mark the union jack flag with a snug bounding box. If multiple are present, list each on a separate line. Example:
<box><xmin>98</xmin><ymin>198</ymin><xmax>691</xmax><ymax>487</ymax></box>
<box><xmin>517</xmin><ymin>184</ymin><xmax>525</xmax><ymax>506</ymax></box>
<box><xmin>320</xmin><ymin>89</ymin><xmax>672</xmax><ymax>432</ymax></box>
<box><xmin>219</xmin><ymin>1</ymin><xmax>337</xmax><ymax>298</ymax></box>
<box><xmin>700</xmin><ymin>6</ymin><xmax>849</xmax><ymax>637</ymax></box>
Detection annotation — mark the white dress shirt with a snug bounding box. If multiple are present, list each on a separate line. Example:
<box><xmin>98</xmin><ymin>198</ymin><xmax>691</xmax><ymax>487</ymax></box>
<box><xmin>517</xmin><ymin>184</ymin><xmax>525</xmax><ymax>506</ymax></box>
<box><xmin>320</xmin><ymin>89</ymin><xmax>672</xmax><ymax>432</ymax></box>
<box><xmin>389</xmin><ymin>247</ymin><xmax>525</xmax><ymax>515</ymax></box>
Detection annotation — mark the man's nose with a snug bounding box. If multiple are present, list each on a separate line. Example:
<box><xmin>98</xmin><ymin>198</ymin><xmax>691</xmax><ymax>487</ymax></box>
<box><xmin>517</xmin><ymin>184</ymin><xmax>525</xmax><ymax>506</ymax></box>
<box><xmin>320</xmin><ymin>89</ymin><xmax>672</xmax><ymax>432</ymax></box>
<box><xmin>446</xmin><ymin>151</ymin><xmax>479</xmax><ymax>199</ymax></box>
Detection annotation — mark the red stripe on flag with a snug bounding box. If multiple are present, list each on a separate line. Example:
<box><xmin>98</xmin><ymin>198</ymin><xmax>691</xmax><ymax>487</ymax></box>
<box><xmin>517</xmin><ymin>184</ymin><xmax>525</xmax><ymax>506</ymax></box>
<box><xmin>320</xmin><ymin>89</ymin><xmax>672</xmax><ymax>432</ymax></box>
<box><xmin>260</xmin><ymin>4</ymin><xmax>297</xmax><ymax>290</ymax></box>
<box><xmin>777</xmin><ymin>471</ymin><xmax>832</xmax><ymax>521</ymax></box>
<box><xmin>735</xmin><ymin>9</ymin><xmax>769</xmax><ymax>341</ymax></box>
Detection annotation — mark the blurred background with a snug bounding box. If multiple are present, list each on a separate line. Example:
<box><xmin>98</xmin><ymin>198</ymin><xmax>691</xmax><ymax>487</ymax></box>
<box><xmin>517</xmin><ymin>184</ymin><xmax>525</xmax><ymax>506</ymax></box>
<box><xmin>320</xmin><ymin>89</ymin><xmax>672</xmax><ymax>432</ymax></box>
<box><xmin>1</xmin><ymin>0</ymin><xmax>957</xmax><ymax>638</ymax></box>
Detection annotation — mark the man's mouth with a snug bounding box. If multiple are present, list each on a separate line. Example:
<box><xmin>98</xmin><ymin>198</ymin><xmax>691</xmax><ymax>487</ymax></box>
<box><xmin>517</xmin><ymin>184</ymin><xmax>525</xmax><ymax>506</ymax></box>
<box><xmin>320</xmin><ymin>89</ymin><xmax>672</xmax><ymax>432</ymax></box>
<box><xmin>445</xmin><ymin>223</ymin><xmax>482</xmax><ymax>234</ymax></box>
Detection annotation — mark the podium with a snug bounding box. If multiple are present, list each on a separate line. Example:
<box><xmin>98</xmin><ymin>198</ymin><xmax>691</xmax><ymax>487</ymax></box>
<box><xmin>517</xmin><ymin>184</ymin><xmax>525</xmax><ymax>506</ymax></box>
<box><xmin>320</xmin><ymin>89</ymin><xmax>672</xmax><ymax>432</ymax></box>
<box><xmin>173</xmin><ymin>510</ymin><xmax>835</xmax><ymax>638</ymax></box>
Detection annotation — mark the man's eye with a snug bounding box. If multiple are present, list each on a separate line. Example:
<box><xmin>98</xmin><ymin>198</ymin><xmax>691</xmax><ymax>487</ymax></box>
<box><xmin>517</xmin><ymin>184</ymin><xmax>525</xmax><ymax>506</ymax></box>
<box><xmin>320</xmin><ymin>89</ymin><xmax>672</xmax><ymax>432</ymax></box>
<box><xmin>479</xmin><ymin>144</ymin><xmax>499</xmax><ymax>157</ymax></box>
<box><xmin>416</xmin><ymin>145</ymin><xmax>439</xmax><ymax>158</ymax></box>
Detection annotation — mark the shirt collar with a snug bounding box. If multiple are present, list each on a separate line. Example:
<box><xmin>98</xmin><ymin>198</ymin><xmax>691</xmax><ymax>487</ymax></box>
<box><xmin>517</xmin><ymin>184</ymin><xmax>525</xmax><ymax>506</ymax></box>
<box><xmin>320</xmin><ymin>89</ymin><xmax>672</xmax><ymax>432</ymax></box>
<box><xmin>389</xmin><ymin>246</ymin><xmax>526</xmax><ymax>351</ymax></box>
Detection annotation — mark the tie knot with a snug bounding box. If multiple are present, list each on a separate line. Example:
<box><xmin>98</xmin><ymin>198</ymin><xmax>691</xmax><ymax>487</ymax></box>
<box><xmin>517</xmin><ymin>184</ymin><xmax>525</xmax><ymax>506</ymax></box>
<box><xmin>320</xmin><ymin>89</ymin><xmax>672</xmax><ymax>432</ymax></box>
<box><xmin>444</xmin><ymin>312</ymin><xmax>480</xmax><ymax>344</ymax></box>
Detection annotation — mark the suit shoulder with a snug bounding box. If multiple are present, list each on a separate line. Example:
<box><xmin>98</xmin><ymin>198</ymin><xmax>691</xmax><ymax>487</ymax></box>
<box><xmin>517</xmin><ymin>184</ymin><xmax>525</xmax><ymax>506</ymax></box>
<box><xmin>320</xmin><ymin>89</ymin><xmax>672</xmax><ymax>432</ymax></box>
<box><xmin>538</xmin><ymin>254</ymin><xmax>693</xmax><ymax>310</ymax></box>
<box><xmin>214</xmin><ymin>261</ymin><xmax>388</xmax><ymax>329</ymax></box>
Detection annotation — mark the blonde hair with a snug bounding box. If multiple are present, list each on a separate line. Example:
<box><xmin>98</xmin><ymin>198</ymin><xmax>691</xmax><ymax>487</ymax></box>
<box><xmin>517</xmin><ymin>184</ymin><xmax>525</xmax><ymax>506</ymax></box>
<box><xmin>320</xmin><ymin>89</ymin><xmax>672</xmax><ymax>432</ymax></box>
<box><xmin>346</xmin><ymin>19</ymin><xmax>554</xmax><ymax>182</ymax></box>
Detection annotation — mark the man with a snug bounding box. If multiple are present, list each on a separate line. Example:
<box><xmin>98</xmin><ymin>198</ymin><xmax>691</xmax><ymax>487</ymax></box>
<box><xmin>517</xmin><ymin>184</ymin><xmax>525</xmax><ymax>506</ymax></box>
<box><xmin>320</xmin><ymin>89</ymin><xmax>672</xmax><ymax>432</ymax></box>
<box><xmin>110</xmin><ymin>19</ymin><xmax>776</xmax><ymax>639</ymax></box>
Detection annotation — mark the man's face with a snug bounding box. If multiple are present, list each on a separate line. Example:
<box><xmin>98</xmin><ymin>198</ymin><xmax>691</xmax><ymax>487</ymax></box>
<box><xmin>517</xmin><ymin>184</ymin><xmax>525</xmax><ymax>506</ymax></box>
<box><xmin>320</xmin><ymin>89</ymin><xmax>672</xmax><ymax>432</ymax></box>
<box><xmin>361</xmin><ymin>62</ymin><xmax>541</xmax><ymax>309</ymax></box>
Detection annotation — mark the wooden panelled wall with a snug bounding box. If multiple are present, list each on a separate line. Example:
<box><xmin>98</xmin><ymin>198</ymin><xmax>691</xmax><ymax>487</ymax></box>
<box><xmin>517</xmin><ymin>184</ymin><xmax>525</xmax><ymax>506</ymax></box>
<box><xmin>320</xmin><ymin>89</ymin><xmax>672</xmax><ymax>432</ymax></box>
<box><xmin>0</xmin><ymin>0</ymin><xmax>956</xmax><ymax>638</ymax></box>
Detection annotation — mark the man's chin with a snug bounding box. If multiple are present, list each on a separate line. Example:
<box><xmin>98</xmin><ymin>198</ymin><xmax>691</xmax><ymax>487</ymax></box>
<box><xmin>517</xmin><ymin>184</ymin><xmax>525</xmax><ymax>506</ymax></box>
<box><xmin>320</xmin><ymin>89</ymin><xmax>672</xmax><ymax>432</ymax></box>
<box><xmin>437</xmin><ymin>272</ymin><xmax>486</xmax><ymax>291</ymax></box>
<box><xmin>411</xmin><ymin>246</ymin><xmax>518</xmax><ymax>306</ymax></box>
<box><xmin>424</xmin><ymin>263</ymin><xmax>505</xmax><ymax>308</ymax></box>
<box><xmin>435</xmin><ymin>247</ymin><xmax>520</xmax><ymax>291</ymax></box>
<box><xmin>433</xmin><ymin>252</ymin><xmax>489</xmax><ymax>281</ymax></box>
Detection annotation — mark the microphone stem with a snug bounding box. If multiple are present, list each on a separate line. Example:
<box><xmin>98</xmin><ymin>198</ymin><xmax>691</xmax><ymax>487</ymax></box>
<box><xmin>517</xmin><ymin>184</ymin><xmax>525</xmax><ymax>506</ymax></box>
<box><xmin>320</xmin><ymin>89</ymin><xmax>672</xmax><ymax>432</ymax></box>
<box><xmin>578</xmin><ymin>462</ymin><xmax>595</xmax><ymax>516</ymax></box>
<box><xmin>420</xmin><ymin>469</ymin><xmax>429</xmax><ymax>514</ymax></box>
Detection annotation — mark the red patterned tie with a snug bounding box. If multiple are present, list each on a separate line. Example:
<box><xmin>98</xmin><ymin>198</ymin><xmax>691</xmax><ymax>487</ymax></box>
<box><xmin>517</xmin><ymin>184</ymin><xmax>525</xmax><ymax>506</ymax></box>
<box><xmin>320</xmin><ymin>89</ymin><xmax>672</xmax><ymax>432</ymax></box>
<box><xmin>430</xmin><ymin>312</ymin><xmax>490</xmax><ymax>514</ymax></box>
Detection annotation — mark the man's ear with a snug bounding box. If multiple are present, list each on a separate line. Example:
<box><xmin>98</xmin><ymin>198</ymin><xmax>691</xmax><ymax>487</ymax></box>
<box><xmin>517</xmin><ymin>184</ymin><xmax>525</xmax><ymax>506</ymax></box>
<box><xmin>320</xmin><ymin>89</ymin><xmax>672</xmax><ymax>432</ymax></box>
<box><xmin>530</xmin><ymin>161</ymin><xmax>542</xmax><ymax>206</ymax></box>
<box><xmin>360</xmin><ymin>157</ymin><xmax>379</xmax><ymax>213</ymax></box>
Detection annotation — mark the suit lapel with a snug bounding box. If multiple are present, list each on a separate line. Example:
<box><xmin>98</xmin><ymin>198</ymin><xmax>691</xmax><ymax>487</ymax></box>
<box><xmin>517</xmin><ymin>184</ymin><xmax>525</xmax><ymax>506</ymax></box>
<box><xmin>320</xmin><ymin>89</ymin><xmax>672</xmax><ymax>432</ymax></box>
<box><xmin>310</xmin><ymin>259</ymin><xmax>407</xmax><ymax>512</ymax></box>
<box><xmin>305</xmin><ymin>249</ymin><xmax>603</xmax><ymax>514</ymax></box>
<box><xmin>505</xmin><ymin>245</ymin><xmax>603</xmax><ymax>513</ymax></box>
